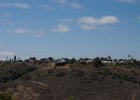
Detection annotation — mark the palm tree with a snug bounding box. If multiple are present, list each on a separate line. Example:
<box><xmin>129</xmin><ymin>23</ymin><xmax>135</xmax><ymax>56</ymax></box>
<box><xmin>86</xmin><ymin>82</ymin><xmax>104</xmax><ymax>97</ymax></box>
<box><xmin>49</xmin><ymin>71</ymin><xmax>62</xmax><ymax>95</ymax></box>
<box><xmin>128</xmin><ymin>55</ymin><xmax>131</xmax><ymax>59</ymax></box>
<box><xmin>6</xmin><ymin>57</ymin><xmax>8</xmax><ymax>62</ymax></box>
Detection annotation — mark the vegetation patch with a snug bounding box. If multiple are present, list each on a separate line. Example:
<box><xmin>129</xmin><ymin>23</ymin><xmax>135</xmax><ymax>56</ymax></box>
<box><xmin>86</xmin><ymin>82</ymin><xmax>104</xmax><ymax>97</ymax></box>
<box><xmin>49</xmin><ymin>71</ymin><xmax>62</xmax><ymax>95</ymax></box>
<box><xmin>56</xmin><ymin>72</ymin><xmax>66</xmax><ymax>77</ymax></box>
<box><xmin>67</xmin><ymin>96</ymin><xmax>75</xmax><ymax>100</ymax></box>
<box><xmin>0</xmin><ymin>63</ymin><xmax>36</xmax><ymax>83</ymax></box>
<box><xmin>20</xmin><ymin>75</ymin><xmax>31</xmax><ymax>80</ymax></box>
<box><xmin>71</xmin><ymin>70</ymin><xmax>85</xmax><ymax>78</ymax></box>
<box><xmin>113</xmin><ymin>74</ymin><xmax>138</xmax><ymax>83</ymax></box>
<box><xmin>89</xmin><ymin>72</ymin><xmax>98</xmax><ymax>81</ymax></box>
<box><xmin>0</xmin><ymin>92</ymin><xmax>14</xmax><ymax>100</ymax></box>
<box><xmin>104</xmin><ymin>70</ymin><xmax>112</xmax><ymax>76</ymax></box>
<box><xmin>47</xmin><ymin>70</ymin><xmax>55</xmax><ymax>76</ymax></box>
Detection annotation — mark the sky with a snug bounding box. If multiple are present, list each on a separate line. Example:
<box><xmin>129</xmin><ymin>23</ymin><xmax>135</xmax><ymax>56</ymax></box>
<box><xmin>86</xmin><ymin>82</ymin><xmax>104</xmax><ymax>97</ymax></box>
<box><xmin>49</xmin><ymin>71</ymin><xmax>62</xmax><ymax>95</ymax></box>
<box><xmin>0</xmin><ymin>0</ymin><xmax>140</xmax><ymax>60</ymax></box>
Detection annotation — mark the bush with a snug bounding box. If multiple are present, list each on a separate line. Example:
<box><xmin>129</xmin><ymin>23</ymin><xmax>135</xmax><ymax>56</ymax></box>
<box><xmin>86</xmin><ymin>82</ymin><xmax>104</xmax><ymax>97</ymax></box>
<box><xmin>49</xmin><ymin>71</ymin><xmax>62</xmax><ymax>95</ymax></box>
<box><xmin>46</xmin><ymin>70</ymin><xmax>54</xmax><ymax>76</ymax></box>
<box><xmin>71</xmin><ymin>70</ymin><xmax>85</xmax><ymax>78</ymax></box>
<box><xmin>0</xmin><ymin>92</ymin><xmax>13</xmax><ymax>100</ymax></box>
<box><xmin>67</xmin><ymin>96</ymin><xmax>74</xmax><ymax>100</ymax></box>
<box><xmin>114</xmin><ymin>74</ymin><xmax>137</xmax><ymax>83</ymax></box>
<box><xmin>47</xmin><ymin>70</ymin><xmax>53</xmax><ymax>74</ymax></box>
<box><xmin>104</xmin><ymin>70</ymin><xmax>112</xmax><ymax>75</ymax></box>
<box><xmin>89</xmin><ymin>73</ymin><xmax>98</xmax><ymax>81</ymax></box>
<box><xmin>27</xmin><ymin>67</ymin><xmax>36</xmax><ymax>72</ymax></box>
<box><xmin>93</xmin><ymin>57</ymin><xmax>104</xmax><ymax>68</ymax></box>
<box><xmin>56</xmin><ymin>72</ymin><xmax>66</xmax><ymax>77</ymax></box>
<box><xmin>20</xmin><ymin>75</ymin><xmax>31</xmax><ymax>80</ymax></box>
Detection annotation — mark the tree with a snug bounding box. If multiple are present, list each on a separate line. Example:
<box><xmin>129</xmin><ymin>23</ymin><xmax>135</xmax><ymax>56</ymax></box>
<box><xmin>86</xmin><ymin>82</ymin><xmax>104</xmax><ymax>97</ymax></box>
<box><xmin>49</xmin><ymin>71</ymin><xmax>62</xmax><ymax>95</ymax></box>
<box><xmin>6</xmin><ymin>57</ymin><xmax>9</xmax><ymax>62</ymax></box>
<box><xmin>107</xmin><ymin>56</ymin><xmax>112</xmax><ymax>60</ymax></box>
<box><xmin>71</xmin><ymin>58</ymin><xmax>76</xmax><ymax>64</ymax></box>
<box><xmin>47</xmin><ymin>57</ymin><xmax>54</xmax><ymax>62</ymax></box>
<box><xmin>128</xmin><ymin>55</ymin><xmax>131</xmax><ymax>59</ymax></box>
<box><xmin>40</xmin><ymin>58</ymin><xmax>47</xmax><ymax>61</ymax></box>
<box><xmin>100</xmin><ymin>57</ymin><xmax>105</xmax><ymax>61</ymax></box>
<box><xmin>84</xmin><ymin>58</ymin><xmax>89</xmax><ymax>61</ymax></box>
<box><xmin>93</xmin><ymin>57</ymin><xmax>104</xmax><ymax>68</ymax></box>
<box><xmin>114</xmin><ymin>59</ymin><xmax>117</xmax><ymax>62</ymax></box>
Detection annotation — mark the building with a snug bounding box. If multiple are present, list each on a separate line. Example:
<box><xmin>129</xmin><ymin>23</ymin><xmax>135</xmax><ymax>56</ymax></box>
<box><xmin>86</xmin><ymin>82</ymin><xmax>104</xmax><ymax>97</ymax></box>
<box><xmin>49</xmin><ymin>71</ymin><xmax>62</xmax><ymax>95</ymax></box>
<box><xmin>29</xmin><ymin>57</ymin><xmax>37</xmax><ymax>63</ymax></box>
<box><xmin>56</xmin><ymin>58</ymin><xmax>70</xmax><ymax>66</ymax></box>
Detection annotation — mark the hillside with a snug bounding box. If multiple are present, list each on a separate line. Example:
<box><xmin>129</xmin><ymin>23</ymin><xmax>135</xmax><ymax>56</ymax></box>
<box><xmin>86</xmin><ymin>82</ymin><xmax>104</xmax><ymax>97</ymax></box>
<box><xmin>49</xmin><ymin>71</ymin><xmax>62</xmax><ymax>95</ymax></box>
<box><xmin>0</xmin><ymin>62</ymin><xmax>140</xmax><ymax>100</ymax></box>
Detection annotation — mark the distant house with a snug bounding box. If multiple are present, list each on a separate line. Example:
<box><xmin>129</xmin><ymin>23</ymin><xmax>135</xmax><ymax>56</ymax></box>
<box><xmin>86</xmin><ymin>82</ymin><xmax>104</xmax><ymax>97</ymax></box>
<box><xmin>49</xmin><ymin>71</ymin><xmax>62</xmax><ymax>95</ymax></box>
<box><xmin>61</xmin><ymin>58</ymin><xmax>70</xmax><ymax>63</ymax></box>
<box><xmin>85</xmin><ymin>59</ymin><xmax>93</xmax><ymax>63</ymax></box>
<box><xmin>56</xmin><ymin>58</ymin><xmax>70</xmax><ymax>66</ymax></box>
<box><xmin>14</xmin><ymin>55</ymin><xmax>16</xmax><ymax>62</ymax></box>
<box><xmin>114</xmin><ymin>59</ymin><xmax>124</xmax><ymax>64</ymax></box>
<box><xmin>77</xmin><ymin>58</ymin><xmax>85</xmax><ymax>64</ymax></box>
<box><xmin>29</xmin><ymin>57</ymin><xmax>36</xmax><ymax>63</ymax></box>
<box><xmin>102</xmin><ymin>60</ymin><xmax>112</xmax><ymax>64</ymax></box>
<box><xmin>100</xmin><ymin>57</ymin><xmax>113</xmax><ymax>64</ymax></box>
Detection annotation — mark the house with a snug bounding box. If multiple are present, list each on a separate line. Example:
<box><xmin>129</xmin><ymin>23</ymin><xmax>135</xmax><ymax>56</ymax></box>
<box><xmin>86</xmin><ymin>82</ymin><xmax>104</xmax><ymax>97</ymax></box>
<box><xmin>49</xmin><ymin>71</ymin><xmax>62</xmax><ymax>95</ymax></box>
<box><xmin>100</xmin><ymin>56</ymin><xmax>113</xmax><ymax>64</ymax></box>
<box><xmin>102</xmin><ymin>60</ymin><xmax>112</xmax><ymax>64</ymax></box>
<box><xmin>114</xmin><ymin>59</ymin><xmax>124</xmax><ymax>64</ymax></box>
<box><xmin>85</xmin><ymin>59</ymin><xmax>93</xmax><ymax>63</ymax></box>
<box><xmin>29</xmin><ymin>57</ymin><xmax>36</xmax><ymax>63</ymax></box>
<box><xmin>77</xmin><ymin>58</ymin><xmax>85</xmax><ymax>64</ymax></box>
<box><xmin>55</xmin><ymin>58</ymin><xmax>70</xmax><ymax>66</ymax></box>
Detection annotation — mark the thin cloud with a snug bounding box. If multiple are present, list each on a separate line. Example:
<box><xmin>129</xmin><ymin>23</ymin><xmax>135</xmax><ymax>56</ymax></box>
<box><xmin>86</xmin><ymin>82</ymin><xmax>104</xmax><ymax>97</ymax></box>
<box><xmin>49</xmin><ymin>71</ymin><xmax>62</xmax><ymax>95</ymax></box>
<box><xmin>40</xmin><ymin>4</ymin><xmax>54</xmax><ymax>10</ymax></box>
<box><xmin>0</xmin><ymin>2</ymin><xmax>31</xmax><ymax>9</ymax></box>
<box><xmin>51</xmin><ymin>24</ymin><xmax>70</xmax><ymax>32</ymax></box>
<box><xmin>35</xmin><ymin>29</ymin><xmax>46</xmax><ymax>38</ymax></box>
<box><xmin>78</xmin><ymin>16</ymin><xmax>119</xmax><ymax>30</ymax></box>
<box><xmin>68</xmin><ymin>2</ymin><xmax>82</xmax><ymax>9</ymax></box>
<box><xmin>80</xmin><ymin>24</ymin><xmax>97</xmax><ymax>30</ymax></box>
<box><xmin>0</xmin><ymin>13</ymin><xmax>14</xmax><ymax>25</ymax></box>
<box><xmin>14</xmin><ymin>28</ymin><xmax>32</xmax><ymax>34</ymax></box>
<box><xmin>0</xmin><ymin>20</ymin><xmax>14</xmax><ymax>25</ymax></box>
<box><xmin>138</xmin><ymin>16</ymin><xmax>140</xmax><ymax>20</ymax></box>
<box><xmin>63</xmin><ymin>18</ymin><xmax>75</xmax><ymax>23</ymax></box>
<box><xmin>9</xmin><ymin>28</ymin><xmax>46</xmax><ymax>38</ymax></box>
<box><xmin>57</xmin><ymin>0</ymin><xmax>82</xmax><ymax>9</ymax></box>
<box><xmin>35</xmin><ymin>0</ymin><xmax>82</xmax><ymax>10</ymax></box>
<box><xmin>0</xmin><ymin>51</ymin><xmax>16</xmax><ymax>57</ymax></box>
<box><xmin>35</xmin><ymin>2</ymin><xmax>54</xmax><ymax>10</ymax></box>
<box><xmin>78</xmin><ymin>16</ymin><xmax>119</xmax><ymax>24</ymax></box>
<box><xmin>118</xmin><ymin>0</ymin><xmax>136</xmax><ymax>3</ymax></box>
<box><xmin>5</xmin><ymin>22</ymin><xmax>14</xmax><ymax>25</ymax></box>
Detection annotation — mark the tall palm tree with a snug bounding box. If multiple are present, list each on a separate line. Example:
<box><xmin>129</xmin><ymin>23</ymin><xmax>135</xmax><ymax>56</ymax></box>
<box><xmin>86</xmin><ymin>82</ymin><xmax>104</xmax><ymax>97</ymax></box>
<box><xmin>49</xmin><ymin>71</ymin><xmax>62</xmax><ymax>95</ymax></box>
<box><xmin>128</xmin><ymin>55</ymin><xmax>131</xmax><ymax>59</ymax></box>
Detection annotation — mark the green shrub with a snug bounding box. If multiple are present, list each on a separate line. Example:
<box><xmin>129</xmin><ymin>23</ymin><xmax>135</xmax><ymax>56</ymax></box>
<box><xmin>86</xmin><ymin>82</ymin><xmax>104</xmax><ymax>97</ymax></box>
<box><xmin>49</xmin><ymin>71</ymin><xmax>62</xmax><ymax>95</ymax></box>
<box><xmin>56</xmin><ymin>72</ymin><xmax>66</xmax><ymax>77</ymax></box>
<box><xmin>71</xmin><ymin>70</ymin><xmax>85</xmax><ymax>78</ymax></box>
<box><xmin>0</xmin><ymin>92</ymin><xmax>13</xmax><ymax>100</ymax></box>
<box><xmin>27</xmin><ymin>67</ymin><xmax>36</xmax><ymax>72</ymax></box>
<box><xmin>67</xmin><ymin>96</ymin><xmax>74</xmax><ymax>100</ymax></box>
<box><xmin>89</xmin><ymin>73</ymin><xmax>98</xmax><ymax>81</ymax></box>
<box><xmin>114</xmin><ymin>74</ymin><xmax>137</xmax><ymax>83</ymax></box>
<box><xmin>46</xmin><ymin>70</ymin><xmax>54</xmax><ymax>76</ymax></box>
<box><xmin>93</xmin><ymin>57</ymin><xmax>104</xmax><ymax>68</ymax></box>
<box><xmin>104</xmin><ymin>70</ymin><xmax>112</xmax><ymax>75</ymax></box>
<box><xmin>20</xmin><ymin>75</ymin><xmax>31</xmax><ymax>80</ymax></box>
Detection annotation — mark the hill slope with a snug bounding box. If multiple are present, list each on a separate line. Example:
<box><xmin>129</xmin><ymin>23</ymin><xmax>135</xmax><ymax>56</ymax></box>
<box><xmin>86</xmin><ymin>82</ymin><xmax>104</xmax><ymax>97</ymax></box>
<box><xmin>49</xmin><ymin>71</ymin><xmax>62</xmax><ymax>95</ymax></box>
<box><xmin>0</xmin><ymin>62</ymin><xmax>140</xmax><ymax>100</ymax></box>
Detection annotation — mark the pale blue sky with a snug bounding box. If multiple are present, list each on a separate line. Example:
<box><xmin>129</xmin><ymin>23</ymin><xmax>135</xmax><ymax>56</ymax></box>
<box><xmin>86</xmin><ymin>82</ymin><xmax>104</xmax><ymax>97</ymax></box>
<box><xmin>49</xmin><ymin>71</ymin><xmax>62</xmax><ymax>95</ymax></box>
<box><xmin>0</xmin><ymin>0</ymin><xmax>140</xmax><ymax>60</ymax></box>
